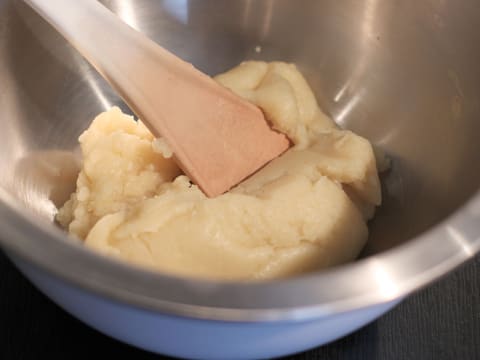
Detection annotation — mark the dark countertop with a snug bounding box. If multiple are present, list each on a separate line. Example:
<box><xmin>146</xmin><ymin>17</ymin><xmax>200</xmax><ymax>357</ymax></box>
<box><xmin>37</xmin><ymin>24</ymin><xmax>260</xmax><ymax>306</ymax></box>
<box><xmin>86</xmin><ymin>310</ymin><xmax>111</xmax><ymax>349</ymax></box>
<box><xmin>1</xmin><ymin>251</ymin><xmax>479</xmax><ymax>360</ymax></box>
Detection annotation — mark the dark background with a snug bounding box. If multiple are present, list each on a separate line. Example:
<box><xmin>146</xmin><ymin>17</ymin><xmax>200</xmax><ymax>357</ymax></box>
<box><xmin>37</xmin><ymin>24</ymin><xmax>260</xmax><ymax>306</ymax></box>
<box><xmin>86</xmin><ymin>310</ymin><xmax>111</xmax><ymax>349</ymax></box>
<box><xmin>1</xmin><ymin>251</ymin><xmax>479</xmax><ymax>360</ymax></box>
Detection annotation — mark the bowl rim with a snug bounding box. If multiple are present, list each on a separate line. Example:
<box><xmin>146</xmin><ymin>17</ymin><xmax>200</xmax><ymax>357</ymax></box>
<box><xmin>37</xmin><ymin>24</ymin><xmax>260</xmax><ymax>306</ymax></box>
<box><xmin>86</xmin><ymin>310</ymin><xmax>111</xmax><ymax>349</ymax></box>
<box><xmin>0</xmin><ymin>186</ymin><xmax>479</xmax><ymax>322</ymax></box>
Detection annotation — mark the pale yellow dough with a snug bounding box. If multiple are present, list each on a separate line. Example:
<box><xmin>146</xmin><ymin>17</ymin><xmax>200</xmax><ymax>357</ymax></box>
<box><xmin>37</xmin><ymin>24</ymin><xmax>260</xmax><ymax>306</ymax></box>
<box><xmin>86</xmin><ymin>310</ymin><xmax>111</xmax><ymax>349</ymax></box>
<box><xmin>57</xmin><ymin>61</ymin><xmax>381</xmax><ymax>280</ymax></box>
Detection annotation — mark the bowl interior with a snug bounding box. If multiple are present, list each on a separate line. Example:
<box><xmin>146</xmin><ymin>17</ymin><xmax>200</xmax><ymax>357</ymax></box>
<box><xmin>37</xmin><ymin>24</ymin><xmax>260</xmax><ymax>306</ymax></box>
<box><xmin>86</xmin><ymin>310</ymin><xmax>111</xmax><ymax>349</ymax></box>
<box><xmin>1</xmin><ymin>0</ymin><xmax>480</xmax><ymax>260</ymax></box>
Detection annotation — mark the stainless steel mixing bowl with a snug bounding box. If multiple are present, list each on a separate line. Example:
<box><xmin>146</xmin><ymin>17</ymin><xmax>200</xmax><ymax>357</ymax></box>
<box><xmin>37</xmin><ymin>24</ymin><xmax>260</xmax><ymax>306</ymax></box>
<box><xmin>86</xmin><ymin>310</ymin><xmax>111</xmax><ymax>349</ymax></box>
<box><xmin>1</xmin><ymin>1</ymin><xmax>479</xmax><ymax>358</ymax></box>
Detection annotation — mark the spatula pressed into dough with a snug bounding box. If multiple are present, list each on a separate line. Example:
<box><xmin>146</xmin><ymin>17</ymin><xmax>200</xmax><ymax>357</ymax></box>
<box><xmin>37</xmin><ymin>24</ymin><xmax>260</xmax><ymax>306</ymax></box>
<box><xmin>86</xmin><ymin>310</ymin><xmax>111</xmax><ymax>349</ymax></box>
<box><xmin>24</xmin><ymin>0</ymin><xmax>290</xmax><ymax>197</ymax></box>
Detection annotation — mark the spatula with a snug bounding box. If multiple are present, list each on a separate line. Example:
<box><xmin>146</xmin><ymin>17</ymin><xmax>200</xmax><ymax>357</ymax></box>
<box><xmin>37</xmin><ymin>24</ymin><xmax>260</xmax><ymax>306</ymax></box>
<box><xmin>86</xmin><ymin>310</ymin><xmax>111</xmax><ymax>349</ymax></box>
<box><xmin>24</xmin><ymin>0</ymin><xmax>290</xmax><ymax>197</ymax></box>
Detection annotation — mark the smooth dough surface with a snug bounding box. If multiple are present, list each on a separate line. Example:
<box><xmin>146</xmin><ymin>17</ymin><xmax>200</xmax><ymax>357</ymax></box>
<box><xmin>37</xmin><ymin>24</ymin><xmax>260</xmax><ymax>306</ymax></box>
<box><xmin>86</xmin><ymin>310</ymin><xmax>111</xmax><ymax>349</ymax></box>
<box><xmin>57</xmin><ymin>61</ymin><xmax>381</xmax><ymax>280</ymax></box>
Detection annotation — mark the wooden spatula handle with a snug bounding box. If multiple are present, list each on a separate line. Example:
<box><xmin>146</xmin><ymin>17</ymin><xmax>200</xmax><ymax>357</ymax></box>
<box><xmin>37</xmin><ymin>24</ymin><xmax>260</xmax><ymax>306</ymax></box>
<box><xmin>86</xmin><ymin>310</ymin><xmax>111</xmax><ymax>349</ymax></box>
<box><xmin>25</xmin><ymin>0</ymin><xmax>290</xmax><ymax>196</ymax></box>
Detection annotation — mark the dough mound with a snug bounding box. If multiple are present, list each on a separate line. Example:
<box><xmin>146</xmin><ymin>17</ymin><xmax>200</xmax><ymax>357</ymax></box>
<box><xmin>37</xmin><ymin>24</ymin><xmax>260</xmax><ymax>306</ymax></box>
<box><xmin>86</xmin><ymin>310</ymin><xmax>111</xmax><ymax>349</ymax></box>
<box><xmin>57</xmin><ymin>61</ymin><xmax>381</xmax><ymax>280</ymax></box>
